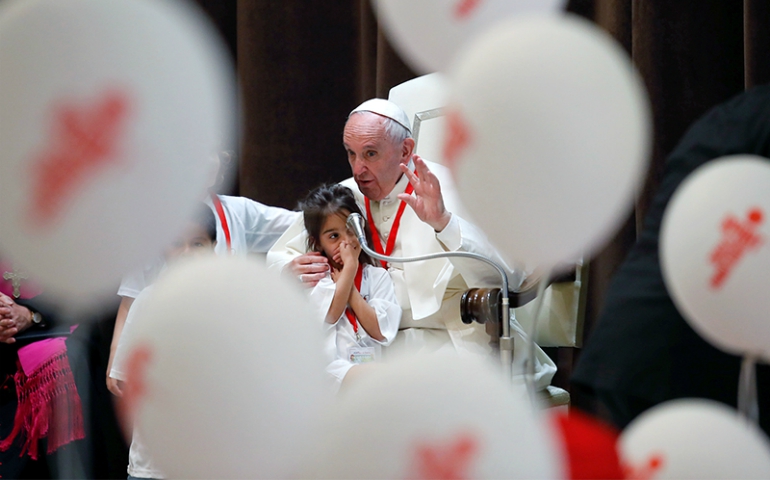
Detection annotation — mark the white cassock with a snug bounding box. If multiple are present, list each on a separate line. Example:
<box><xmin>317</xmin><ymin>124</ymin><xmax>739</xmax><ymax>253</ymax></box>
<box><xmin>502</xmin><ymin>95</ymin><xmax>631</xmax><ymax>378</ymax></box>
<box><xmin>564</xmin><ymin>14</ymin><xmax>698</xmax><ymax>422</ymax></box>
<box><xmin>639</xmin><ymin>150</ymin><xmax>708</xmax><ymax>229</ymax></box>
<box><xmin>266</xmin><ymin>160</ymin><xmax>557</xmax><ymax>390</ymax></box>
<box><xmin>308</xmin><ymin>264</ymin><xmax>401</xmax><ymax>387</ymax></box>
<box><xmin>118</xmin><ymin>195</ymin><xmax>301</xmax><ymax>298</ymax></box>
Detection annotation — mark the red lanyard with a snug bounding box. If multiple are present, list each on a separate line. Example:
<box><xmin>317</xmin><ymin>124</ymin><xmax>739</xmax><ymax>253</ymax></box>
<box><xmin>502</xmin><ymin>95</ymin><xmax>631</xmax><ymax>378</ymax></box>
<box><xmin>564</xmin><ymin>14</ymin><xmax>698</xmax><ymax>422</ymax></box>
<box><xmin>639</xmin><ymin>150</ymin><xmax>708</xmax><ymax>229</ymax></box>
<box><xmin>365</xmin><ymin>173</ymin><xmax>416</xmax><ymax>269</ymax></box>
<box><xmin>344</xmin><ymin>264</ymin><xmax>364</xmax><ymax>335</ymax></box>
<box><xmin>210</xmin><ymin>193</ymin><xmax>232</xmax><ymax>254</ymax></box>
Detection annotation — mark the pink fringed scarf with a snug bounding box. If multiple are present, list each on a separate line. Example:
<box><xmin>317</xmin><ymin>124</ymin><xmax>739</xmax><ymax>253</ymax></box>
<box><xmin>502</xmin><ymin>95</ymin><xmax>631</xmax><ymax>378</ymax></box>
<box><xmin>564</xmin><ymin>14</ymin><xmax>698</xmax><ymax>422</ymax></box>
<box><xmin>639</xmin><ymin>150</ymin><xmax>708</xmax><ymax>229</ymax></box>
<box><xmin>0</xmin><ymin>336</ymin><xmax>84</xmax><ymax>459</ymax></box>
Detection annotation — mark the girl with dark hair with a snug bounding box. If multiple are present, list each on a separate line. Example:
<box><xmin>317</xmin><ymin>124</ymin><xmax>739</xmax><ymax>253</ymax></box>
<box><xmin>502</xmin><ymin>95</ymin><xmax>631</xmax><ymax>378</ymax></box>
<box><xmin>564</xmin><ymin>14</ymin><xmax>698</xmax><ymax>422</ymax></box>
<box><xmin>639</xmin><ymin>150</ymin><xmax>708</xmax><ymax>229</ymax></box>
<box><xmin>301</xmin><ymin>184</ymin><xmax>400</xmax><ymax>388</ymax></box>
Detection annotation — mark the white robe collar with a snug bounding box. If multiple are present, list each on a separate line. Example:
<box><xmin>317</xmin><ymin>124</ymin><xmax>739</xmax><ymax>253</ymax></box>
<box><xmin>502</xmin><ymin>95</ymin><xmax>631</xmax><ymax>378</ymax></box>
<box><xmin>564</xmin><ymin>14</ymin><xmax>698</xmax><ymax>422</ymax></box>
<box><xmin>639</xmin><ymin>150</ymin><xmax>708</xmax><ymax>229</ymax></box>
<box><xmin>378</xmin><ymin>159</ymin><xmax>415</xmax><ymax>206</ymax></box>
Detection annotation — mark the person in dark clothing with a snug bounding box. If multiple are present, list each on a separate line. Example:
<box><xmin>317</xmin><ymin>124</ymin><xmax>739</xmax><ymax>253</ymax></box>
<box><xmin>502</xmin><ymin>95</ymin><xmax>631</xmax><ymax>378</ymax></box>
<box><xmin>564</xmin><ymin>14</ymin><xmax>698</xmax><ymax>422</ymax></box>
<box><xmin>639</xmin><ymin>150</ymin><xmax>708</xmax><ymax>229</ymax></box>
<box><xmin>0</xmin><ymin>289</ymin><xmax>128</xmax><ymax>478</ymax></box>
<box><xmin>572</xmin><ymin>84</ymin><xmax>770</xmax><ymax>435</ymax></box>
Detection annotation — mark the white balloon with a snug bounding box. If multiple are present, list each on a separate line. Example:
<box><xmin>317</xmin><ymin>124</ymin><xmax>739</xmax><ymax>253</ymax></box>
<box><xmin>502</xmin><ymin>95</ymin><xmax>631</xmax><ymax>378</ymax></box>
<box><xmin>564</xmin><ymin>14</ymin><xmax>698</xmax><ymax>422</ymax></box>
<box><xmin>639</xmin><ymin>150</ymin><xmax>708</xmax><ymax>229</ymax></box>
<box><xmin>121</xmin><ymin>256</ymin><xmax>330</xmax><ymax>479</ymax></box>
<box><xmin>660</xmin><ymin>156</ymin><xmax>770</xmax><ymax>361</ymax></box>
<box><xmin>620</xmin><ymin>399</ymin><xmax>770</xmax><ymax>479</ymax></box>
<box><xmin>0</xmin><ymin>0</ymin><xmax>235</xmax><ymax>306</ymax></box>
<box><xmin>304</xmin><ymin>353</ymin><xmax>563</xmax><ymax>479</ymax></box>
<box><xmin>374</xmin><ymin>0</ymin><xmax>565</xmax><ymax>74</ymax></box>
<box><xmin>447</xmin><ymin>15</ymin><xmax>651</xmax><ymax>270</ymax></box>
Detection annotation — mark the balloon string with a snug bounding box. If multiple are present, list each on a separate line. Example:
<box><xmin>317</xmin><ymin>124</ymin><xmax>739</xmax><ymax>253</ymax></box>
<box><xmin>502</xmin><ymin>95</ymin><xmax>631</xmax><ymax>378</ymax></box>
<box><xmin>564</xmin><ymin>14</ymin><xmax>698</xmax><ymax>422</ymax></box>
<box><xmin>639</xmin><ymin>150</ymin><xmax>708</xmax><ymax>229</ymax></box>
<box><xmin>738</xmin><ymin>354</ymin><xmax>759</xmax><ymax>424</ymax></box>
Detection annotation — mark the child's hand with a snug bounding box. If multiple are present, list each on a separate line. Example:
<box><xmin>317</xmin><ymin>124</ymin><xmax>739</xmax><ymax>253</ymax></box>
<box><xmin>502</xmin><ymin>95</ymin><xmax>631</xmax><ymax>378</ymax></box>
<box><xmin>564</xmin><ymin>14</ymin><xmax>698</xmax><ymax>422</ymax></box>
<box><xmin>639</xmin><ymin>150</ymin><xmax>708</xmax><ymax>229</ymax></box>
<box><xmin>330</xmin><ymin>267</ymin><xmax>340</xmax><ymax>283</ymax></box>
<box><xmin>338</xmin><ymin>240</ymin><xmax>360</xmax><ymax>269</ymax></box>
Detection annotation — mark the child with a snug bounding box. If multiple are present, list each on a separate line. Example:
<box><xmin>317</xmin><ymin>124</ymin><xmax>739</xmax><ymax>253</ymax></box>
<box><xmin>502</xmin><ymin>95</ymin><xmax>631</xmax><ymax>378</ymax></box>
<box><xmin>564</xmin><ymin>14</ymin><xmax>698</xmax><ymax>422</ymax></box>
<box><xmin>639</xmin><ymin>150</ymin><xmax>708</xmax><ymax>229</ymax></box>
<box><xmin>109</xmin><ymin>204</ymin><xmax>217</xmax><ymax>480</ymax></box>
<box><xmin>301</xmin><ymin>184</ymin><xmax>401</xmax><ymax>388</ymax></box>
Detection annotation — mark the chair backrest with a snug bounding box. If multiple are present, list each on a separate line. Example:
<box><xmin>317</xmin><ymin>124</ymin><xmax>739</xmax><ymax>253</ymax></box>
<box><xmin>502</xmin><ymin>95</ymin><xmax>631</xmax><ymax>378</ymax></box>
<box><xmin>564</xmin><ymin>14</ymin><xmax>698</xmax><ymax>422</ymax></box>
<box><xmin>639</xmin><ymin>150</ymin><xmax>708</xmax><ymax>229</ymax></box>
<box><xmin>388</xmin><ymin>72</ymin><xmax>448</xmax><ymax>165</ymax></box>
<box><xmin>388</xmin><ymin>73</ymin><xmax>588</xmax><ymax>349</ymax></box>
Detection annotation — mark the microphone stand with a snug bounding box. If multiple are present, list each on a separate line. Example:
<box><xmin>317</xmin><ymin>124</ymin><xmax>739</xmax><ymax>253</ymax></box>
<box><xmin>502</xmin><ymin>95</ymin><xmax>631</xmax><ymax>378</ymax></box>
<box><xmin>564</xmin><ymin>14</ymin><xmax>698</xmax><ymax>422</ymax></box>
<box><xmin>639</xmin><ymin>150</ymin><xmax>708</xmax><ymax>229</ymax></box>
<box><xmin>346</xmin><ymin>213</ymin><xmax>516</xmax><ymax>383</ymax></box>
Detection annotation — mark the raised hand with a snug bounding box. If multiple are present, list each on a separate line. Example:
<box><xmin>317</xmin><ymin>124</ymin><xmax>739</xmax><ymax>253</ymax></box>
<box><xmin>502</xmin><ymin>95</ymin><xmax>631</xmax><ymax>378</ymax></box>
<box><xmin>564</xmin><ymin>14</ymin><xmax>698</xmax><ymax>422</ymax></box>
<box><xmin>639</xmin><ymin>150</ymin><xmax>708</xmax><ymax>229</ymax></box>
<box><xmin>398</xmin><ymin>155</ymin><xmax>452</xmax><ymax>232</ymax></box>
<box><xmin>337</xmin><ymin>240</ymin><xmax>360</xmax><ymax>270</ymax></box>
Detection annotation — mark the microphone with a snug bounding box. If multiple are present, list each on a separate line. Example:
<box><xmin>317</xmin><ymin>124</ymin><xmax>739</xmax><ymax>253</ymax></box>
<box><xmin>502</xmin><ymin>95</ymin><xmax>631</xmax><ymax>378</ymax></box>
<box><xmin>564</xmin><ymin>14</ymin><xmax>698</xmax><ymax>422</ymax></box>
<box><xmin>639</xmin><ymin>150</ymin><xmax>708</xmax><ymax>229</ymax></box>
<box><xmin>346</xmin><ymin>213</ymin><xmax>368</xmax><ymax>248</ymax></box>
<box><xmin>346</xmin><ymin>210</ymin><xmax>520</xmax><ymax>393</ymax></box>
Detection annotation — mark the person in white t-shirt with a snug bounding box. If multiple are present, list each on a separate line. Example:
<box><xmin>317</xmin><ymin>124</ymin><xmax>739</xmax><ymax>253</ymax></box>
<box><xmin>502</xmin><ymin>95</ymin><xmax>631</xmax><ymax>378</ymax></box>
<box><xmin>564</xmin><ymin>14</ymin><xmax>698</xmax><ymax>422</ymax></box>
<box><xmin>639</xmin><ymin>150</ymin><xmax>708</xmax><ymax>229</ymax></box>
<box><xmin>110</xmin><ymin>205</ymin><xmax>217</xmax><ymax>480</ymax></box>
<box><xmin>301</xmin><ymin>184</ymin><xmax>400</xmax><ymax>388</ymax></box>
<box><xmin>107</xmin><ymin>153</ymin><xmax>301</xmax><ymax>397</ymax></box>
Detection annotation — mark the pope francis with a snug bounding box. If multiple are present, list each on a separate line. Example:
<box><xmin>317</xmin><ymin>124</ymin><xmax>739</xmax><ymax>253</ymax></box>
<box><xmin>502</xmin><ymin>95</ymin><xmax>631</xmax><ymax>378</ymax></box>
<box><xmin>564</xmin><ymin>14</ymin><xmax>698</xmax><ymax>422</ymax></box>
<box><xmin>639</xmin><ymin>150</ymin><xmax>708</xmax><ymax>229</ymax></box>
<box><xmin>267</xmin><ymin>99</ymin><xmax>556</xmax><ymax>389</ymax></box>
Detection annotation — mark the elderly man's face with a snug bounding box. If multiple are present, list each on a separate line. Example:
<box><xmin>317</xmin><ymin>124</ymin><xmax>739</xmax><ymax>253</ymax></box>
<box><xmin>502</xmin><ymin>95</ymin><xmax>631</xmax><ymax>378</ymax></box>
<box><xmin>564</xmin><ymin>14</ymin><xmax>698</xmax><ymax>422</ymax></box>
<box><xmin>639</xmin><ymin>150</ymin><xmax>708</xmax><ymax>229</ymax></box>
<box><xmin>343</xmin><ymin>113</ymin><xmax>411</xmax><ymax>201</ymax></box>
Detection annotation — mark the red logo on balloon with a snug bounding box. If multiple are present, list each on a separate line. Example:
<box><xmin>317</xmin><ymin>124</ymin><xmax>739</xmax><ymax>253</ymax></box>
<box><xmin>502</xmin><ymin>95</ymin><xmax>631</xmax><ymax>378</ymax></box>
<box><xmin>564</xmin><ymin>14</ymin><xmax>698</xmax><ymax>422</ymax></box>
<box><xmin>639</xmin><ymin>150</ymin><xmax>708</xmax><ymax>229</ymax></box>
<box><xmin>709</xmin><ymin>207</ymin><xmax>764</xmax><ymax>289</ymax></box>
<box><xmin>27</xmin><ymin>89</ymin><xmax>131</xmax><ymax>229</ymax></box>
<box><xmin>443</xmin><ymin>110</ymin><xmax>472</xmax><ymax>172</ymax></box>
<box><xmin>454</xmin><ymin>0</ymin><xmax>482</xmax><ymax>20</ymax></box>
<box><xmin>122</xmin><ymin>343</ymin><xmax>154</xmax><ymax>421</ymax></box>
<box><xmin>622</xmin><ymin>453</ymin><xmax>665</xmax><ymax>480</ymax></box>
<box><xmin>410</xmin><ymin>433</ymin><xmax>479</xmax><ymax>479</ymax></box>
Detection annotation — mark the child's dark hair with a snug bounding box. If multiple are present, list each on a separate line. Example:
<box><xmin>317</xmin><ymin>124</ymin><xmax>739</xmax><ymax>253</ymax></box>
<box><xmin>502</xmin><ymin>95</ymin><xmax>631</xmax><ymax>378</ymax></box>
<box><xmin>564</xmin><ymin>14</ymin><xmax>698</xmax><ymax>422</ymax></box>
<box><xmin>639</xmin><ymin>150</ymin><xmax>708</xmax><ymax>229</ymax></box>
<box><xmin>300</xmin><ymin>184</ymin><xmax>376</xmax><ymax>266</ymax></box>
<box><xmin>194</xmin><ymin>203</ymin><xmax>217</xmax><ymax>242</ymax></box>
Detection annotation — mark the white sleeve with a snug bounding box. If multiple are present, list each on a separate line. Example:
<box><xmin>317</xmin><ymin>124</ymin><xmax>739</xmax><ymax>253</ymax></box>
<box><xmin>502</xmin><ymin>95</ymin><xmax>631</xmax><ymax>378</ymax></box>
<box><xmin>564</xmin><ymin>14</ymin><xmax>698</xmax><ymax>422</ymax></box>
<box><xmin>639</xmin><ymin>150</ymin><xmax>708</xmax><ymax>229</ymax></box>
<box><xmin>307</xmin><ymin>275</ymin><xmax>337</xmax><ymax>325</ymax></box>
<box><xmin>265</xmin><ymin>214</ymin><xmax>310</xmax><ymax>273</ymax></box>
<box><xmin>224</xmin><ymin>196</ymin><xmax>302</xmax><ymax>253</ymax></box>
<box><xmin>307</xmin><ymin>276</ymin><xmax>339</xmax><ymax>364</ymax></box>
<box><xmin>109</xmin><ymin>288</ymin><xmax>151</xmax><ymax>381</ymax></box>
<box><xmin>364</xmin><ymin>266</ymin><xmax>401</xmax><ymax>346</ymax></box>
<box><xmin>435</xmin><ymin>213</ymin><xmax>526</xmax><ymax>290</ymax></box>
<box><xmin>116</xmin><ymin>257</ymin><xmax>164</xmax><ymax>298</ymax></box>
<box><xmin>116</xmin><ymin>270</ymin><xmax>146</xmax><ymax>299</ymax></box>
<box><xmin>431</xmin><ymin>162</ymin><xmax>526</xmax><ymax>290</ymax></box>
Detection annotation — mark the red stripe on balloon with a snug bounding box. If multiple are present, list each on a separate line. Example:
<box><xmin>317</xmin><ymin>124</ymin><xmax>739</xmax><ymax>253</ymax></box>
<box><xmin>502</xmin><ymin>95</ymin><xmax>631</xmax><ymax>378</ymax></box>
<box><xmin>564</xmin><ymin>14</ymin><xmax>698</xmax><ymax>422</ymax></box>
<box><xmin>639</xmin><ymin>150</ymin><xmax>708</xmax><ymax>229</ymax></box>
<box><xmin>454</xmin><ymin>0</ymin><xmax>483</xmax><ymax>20</ymax></box>
<box><xmin>443</xmin><ymin>110</ymin><xmax>472</xmax><ymax>172</ymax></box>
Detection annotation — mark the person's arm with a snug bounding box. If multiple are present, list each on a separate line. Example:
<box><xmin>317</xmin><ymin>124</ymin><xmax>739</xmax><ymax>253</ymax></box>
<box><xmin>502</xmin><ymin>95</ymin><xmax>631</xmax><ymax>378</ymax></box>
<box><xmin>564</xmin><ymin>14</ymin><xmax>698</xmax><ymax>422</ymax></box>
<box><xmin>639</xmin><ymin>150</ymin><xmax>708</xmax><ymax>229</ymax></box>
<box><xmin>435</xmin><ymin>214</ymin><xmax>526</xmax><ymax>289</ymax></box>
<box><xmin>266</xmin><ymin>213</ymin><xmax>330</xmax><ymax>287</ymax></box>
<box><xmin>227</xmin><ymin>195</ymin><xmax>303</xmax><ymax>253</ymax></box>
<box><xmin>347</xmin><ymin>288</ymin><xmax>384</xmax><ymax>342</ymax></box>
<box><xmin>398</xmin><ymin>155</ymin><xmax>525</xmax><ymax>289</ymax></box>
<box><xmin>325</xmin><ymin>247</ymin><xmax>357</xmax><ymax>325</ymax></box>
<box><xmin>106</xmin><ymin>296</ymin><xmax>134</xmax><ymax>397</ymax></box>
<box><xmin>338</xmin><ymin>242</ymin><xmax>386</xmax><ymax>341</ymax></box>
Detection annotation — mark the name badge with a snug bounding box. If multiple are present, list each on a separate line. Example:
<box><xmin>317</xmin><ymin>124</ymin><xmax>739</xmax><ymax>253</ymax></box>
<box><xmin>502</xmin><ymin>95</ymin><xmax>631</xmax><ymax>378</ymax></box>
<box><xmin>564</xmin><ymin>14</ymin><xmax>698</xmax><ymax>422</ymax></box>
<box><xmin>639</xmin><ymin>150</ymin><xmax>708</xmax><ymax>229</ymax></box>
<box><xmin>348</xmin><ymin>346</ymin><xmax>376</xmax><ymax>364</ymax></box>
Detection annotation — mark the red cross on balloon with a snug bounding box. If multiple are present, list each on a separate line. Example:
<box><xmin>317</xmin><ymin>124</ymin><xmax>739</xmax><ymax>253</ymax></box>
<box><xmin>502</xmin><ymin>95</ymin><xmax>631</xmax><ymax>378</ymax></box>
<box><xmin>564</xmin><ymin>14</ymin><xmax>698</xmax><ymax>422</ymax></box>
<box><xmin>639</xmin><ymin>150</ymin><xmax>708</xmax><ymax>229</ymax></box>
<box><xmin>27</xmin><ymin>89</ymin><xmax>131</xmax><ymax>229</ymax></box>
<box><xmin>409</xmin><ymin>432</ymin><xmax>480</xmax><ymax>480</ymax></box>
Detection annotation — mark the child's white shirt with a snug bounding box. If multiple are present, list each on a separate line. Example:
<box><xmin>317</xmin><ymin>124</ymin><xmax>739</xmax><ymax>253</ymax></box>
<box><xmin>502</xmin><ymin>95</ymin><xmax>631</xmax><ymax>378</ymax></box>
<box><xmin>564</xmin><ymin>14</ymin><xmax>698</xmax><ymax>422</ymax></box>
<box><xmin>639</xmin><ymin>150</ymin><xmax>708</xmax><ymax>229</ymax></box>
<box><xmin>308</xmin><ymin>263</ymin><xmax>401</xmax><ymax>384</ymax></box>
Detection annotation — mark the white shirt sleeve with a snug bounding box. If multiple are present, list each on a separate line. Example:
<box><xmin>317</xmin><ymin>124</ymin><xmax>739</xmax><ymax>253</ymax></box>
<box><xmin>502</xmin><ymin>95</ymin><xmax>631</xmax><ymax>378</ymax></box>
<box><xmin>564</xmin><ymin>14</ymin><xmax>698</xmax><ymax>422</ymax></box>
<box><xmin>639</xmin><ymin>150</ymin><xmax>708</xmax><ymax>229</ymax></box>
<box><xmin>265</xmin><ymin>214</ymin><xmax>309</xmax><ymax>272</ymax></box>
<box><xmin>307</xmin><ymin>274</ymin><xmax>336</xmax><ymax>324</ymax></box>
<box><xmin>110</xmin><ymin>287</ymin><xmax>153</xmax><ymax>381</ymax></box>
<box><xmin>363</xmin><ymin>265</ymin><xmax>401</xmax><ymax>346</ymax></box>
<box><xmin>435</xmin><ymin>213</ymin><xmax>526</xmax><ymax>290</ymax></box>
<box><xmin>116</xmin><ymin>257</ymin><xmax>165</xmax><ymax>298</ymax></box>
<box><xmin>221</xmin><ymin>195</ymin><xmax>301</xmax><ymax>254</ymax></box>
<box><xmin>431</xmin><ymin>162</ymin><xmax>526</xmax><ymax>290</ymax></box>
<box><xmin>307</xmin><ymin>275</ymin><xmax>339</xmax><ymax>363</ymax></box>
<box><xmin>117</xmin><ymin>270</ymin><xmax>145</xmax><ymax>299</ymax></box>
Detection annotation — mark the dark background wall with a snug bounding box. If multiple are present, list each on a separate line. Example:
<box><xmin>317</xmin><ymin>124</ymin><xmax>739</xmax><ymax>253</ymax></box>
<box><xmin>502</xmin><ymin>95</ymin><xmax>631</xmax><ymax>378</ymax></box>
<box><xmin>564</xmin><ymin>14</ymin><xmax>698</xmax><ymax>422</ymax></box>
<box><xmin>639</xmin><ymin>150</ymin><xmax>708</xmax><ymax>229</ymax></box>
<box><xmin>197</xmin><ymin>0</ymin><xmax>416</xmax><ymax>208</ymax></box>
